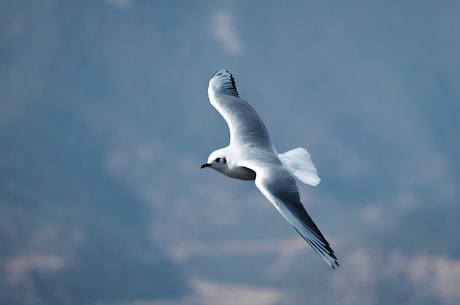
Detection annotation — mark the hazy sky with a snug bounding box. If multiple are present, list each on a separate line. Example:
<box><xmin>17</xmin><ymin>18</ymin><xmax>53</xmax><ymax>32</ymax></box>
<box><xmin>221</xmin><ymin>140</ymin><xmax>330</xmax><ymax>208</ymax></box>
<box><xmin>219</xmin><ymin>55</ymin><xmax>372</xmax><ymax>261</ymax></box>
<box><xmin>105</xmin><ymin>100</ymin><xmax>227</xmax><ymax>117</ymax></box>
<box><xmin>1</xmin><ymin>1</ymin><xmax>460</xmax><ymax>304</ymax></box>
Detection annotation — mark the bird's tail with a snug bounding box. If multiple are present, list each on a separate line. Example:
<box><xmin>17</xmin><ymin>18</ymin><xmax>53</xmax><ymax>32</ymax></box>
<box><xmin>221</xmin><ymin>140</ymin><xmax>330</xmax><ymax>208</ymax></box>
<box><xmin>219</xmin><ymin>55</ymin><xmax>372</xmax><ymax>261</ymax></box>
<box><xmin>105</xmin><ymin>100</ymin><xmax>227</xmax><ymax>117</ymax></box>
<box><xmin>278</xmin><ymin>147</ymin><xmax>321</xmax><ymax>186</ymax></box>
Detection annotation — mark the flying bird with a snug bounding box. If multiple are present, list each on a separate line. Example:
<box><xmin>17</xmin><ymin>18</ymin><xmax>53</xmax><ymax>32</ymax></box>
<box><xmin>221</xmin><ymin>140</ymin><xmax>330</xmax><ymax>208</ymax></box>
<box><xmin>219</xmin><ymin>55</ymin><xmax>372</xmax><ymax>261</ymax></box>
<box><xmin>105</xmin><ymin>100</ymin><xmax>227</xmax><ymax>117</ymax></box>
<box><xmin>201</xmin><ymin>69</ymin><xmax>339</xmax><ymax>269</ymax></box>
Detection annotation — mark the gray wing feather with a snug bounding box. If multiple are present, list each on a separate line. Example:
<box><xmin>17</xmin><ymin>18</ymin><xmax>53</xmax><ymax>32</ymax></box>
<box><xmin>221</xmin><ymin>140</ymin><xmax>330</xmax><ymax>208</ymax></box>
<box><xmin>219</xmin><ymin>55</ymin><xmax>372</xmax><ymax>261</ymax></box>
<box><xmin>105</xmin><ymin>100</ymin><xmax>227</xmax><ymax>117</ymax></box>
<box><xmin>254</xmin><ymin>165</ymin><xmax>339</xmax><ymax>269</ymax></box>
<box><xmin>208</xmin><ymin>70</ymin><xmax>273</xmax><ymax>148</ymax></box>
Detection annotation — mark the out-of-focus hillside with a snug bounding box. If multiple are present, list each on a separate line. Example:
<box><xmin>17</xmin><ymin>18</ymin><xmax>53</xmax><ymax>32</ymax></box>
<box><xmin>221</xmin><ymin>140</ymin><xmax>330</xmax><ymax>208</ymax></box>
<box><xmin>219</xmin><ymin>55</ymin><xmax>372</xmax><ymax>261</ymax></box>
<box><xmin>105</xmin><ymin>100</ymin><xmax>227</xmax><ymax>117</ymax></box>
<box><xmin>1</xmin><ymin>1</ymin><xmax>459</xmax><ymax>304</ymax></box>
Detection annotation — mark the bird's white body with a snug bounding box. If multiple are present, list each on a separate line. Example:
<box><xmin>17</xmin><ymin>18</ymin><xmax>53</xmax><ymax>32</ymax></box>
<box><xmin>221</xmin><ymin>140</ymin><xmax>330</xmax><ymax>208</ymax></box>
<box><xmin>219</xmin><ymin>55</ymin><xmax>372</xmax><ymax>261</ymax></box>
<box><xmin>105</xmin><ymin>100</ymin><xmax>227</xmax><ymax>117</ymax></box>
<box><xmin>202</xmin><ymin>69</ymin><xmax>338</xmax><ymax>269</ymax></box>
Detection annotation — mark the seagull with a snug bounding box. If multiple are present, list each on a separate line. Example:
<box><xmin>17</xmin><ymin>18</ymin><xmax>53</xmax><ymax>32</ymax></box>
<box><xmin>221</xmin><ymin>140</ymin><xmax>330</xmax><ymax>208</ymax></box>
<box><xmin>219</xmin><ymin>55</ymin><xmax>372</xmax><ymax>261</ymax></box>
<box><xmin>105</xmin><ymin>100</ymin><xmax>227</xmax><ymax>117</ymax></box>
<box><xmin>201</xmin><ymin>69</ymin><xmax>339</xmax><ymax>269</ymax></box>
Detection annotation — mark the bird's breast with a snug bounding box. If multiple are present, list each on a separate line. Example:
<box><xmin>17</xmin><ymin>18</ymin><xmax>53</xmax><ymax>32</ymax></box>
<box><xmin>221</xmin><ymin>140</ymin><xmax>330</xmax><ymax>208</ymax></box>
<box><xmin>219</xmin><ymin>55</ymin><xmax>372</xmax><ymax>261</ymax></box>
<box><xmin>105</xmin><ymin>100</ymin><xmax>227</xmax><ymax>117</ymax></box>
<box><xmin>224</xmin><ymin>166</ymin><xmax>256</xmax><ymax>180</ymax></box>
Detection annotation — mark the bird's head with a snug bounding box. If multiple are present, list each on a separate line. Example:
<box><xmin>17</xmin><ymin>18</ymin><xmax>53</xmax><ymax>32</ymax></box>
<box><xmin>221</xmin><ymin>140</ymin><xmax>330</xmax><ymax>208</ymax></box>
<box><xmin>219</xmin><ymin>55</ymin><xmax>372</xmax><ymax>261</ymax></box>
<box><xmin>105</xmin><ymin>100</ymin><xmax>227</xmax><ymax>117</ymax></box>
<box><xmin>201</xmin><ymin>148</ymin><xmax>229</xmax><ymax>174</ymax></box>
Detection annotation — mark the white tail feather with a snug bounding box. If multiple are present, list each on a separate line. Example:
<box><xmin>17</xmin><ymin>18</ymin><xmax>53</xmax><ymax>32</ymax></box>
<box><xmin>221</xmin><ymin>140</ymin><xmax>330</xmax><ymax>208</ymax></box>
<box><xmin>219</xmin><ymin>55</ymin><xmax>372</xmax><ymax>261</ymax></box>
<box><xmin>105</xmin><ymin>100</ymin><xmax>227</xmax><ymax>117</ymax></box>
<box><xmin>278</xmin><ymin>147</ymin><xmax>321</xmax><ymax>186</ymax></box>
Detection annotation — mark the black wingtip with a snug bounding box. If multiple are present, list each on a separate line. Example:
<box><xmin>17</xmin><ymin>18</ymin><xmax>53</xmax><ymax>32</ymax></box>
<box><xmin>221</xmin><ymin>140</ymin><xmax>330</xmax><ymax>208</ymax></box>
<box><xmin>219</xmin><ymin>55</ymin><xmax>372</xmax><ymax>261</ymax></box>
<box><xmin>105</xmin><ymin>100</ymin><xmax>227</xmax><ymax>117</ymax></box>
<box><xmin>210</xmin><ymin>69</ymin><xmax>239</xmax><ymax>97</ymax></box>
<box><xmin>331</xmin><ymin>260</ymin><xmax>340</xmax><ymax>270</ymax></box>
<box><xmin>293</xmin><ymin>226</ymin><xmax>339</xmax><ymax>270</ymax></box>
<box><xmin>211</xmin><ymin>69</ymin><xmax>229</xmax><ymax>78</ymax></box>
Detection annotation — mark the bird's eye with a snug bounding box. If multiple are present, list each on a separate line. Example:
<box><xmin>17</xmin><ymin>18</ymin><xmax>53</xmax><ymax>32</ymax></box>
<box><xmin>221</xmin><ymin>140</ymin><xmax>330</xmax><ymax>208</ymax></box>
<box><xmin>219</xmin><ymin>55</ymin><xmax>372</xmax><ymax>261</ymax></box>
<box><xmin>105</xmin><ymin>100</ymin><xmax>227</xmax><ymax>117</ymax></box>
<box><xmin>215</xmin><ymin>157</ymin><xmax>221</xmax><ymax>162</ymax></box>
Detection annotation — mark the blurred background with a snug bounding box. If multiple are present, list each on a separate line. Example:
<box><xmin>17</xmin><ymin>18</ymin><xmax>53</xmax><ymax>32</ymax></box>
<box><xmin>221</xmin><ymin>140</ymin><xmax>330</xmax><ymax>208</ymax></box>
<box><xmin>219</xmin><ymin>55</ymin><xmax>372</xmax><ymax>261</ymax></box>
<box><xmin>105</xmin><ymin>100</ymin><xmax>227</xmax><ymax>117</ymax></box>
<box><xmin>1</xmin><ymin>0</ymin><xmax>459</xmax><ymax>304</ymax></box>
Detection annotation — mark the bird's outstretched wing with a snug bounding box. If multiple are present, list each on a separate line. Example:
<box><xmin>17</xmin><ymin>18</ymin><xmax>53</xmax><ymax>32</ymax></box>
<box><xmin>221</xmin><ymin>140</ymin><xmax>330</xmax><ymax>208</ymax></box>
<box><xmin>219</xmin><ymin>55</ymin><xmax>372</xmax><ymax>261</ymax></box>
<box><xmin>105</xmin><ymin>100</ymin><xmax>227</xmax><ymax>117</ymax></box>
<box><xmin>208</xmin><ymin>70</ymin><xmax>274</xmax><ymax>149</ymax></box>
<box><xmin>251</xmin><ymin>163</ymin><xmax>339</xmax><ymax>269</ymax></box>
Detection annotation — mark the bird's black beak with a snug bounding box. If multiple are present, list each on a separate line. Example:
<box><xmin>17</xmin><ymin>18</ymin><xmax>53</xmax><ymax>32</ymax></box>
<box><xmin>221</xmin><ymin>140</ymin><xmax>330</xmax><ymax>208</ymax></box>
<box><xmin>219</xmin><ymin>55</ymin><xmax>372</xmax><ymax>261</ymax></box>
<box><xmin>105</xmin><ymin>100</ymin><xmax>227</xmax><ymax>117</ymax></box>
<box><xmin>200</xmin><ymin>163</ymin><xmax>211</xmax><ymax>169</ymax></box>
